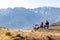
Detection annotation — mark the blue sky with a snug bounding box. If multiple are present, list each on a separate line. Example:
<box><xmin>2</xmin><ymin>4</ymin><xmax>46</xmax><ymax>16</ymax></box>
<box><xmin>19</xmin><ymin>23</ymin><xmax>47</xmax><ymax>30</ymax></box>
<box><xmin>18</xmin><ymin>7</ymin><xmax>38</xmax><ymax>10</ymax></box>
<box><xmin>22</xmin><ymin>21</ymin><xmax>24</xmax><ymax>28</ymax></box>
<box><xmin>0</xmin><ymin>0</ymin><xmax>60</xmax><ymax>9</ymax></box>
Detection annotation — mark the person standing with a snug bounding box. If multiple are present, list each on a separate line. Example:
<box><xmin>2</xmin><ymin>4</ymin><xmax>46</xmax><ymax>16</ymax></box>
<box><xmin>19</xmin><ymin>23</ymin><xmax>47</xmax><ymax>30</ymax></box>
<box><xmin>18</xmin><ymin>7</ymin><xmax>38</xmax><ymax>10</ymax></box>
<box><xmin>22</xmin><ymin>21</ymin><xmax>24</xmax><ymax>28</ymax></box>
<box><xmin>45</xmin><ymin>20</ymin><xmax>49</xmax><ymax>29</ymax></box>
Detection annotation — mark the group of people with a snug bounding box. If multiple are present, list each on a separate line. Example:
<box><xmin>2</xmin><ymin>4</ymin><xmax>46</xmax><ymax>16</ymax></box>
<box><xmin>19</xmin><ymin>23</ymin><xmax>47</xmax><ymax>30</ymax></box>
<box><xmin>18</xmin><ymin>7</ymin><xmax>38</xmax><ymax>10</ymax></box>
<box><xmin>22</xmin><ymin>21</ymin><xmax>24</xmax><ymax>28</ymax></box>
<box><xmin>34</xmin><ymin>20</ymin><xmax>49</xmax><ymax>31</ymax></box>
<box><xmin>40</xmin><ymin>20</ymin><xmax>49</xmax><ymax>29</ymax></box>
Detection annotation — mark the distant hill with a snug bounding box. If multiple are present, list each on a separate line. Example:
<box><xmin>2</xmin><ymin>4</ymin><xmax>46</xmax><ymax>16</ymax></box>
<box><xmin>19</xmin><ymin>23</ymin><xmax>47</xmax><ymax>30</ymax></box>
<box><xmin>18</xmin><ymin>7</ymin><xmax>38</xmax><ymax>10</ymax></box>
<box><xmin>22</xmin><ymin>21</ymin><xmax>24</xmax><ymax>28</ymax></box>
<box><xmin>0</xmin><ymin>7</ymin><xmax>60</xmax><ymax>29</ymax></box>
<box><xmin>51</xmin><ymin>22</ymin><xmax>60</xmax><ymax>26</ymax></box>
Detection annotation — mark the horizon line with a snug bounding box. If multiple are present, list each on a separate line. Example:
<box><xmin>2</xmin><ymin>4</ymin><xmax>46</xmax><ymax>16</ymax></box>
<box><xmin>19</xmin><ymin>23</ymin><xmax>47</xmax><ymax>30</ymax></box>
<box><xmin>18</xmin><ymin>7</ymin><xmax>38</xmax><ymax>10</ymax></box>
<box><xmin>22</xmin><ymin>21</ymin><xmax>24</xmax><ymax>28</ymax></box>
<box><xmin>0</xmin><ymin>6</ymin><xmax>60</xmax><ymax>9</ymax></box>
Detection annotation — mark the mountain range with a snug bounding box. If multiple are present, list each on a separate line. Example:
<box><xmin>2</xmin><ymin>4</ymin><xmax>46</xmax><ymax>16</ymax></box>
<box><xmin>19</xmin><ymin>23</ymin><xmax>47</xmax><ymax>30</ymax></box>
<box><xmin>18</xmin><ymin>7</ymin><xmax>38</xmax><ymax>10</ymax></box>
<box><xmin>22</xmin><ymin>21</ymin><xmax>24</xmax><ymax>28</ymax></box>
<box><xmin>0</xmin><ymin>7</ymin><xmax>60</xmax><ymax>29</ymax></box>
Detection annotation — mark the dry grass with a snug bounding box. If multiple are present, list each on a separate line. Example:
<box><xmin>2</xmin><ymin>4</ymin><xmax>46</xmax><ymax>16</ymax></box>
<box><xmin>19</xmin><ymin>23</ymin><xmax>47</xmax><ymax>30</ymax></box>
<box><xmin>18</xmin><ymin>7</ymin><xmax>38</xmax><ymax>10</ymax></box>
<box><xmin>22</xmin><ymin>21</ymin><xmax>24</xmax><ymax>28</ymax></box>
<box><xmin>0</xmin><ymin>26</ymin><xmax>60</xmax><ymax>40</ymax></box>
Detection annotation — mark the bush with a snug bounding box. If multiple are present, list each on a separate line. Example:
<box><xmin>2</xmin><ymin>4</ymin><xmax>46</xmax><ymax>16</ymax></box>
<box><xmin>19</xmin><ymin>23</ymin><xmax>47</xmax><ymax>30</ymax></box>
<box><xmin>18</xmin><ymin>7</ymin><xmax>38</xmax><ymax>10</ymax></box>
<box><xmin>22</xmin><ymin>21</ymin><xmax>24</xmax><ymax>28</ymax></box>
<box><xmin>16</xmin><ymin>34</ymin><xmax>21</xmax><ymax>37</ymax></box>
<box><xmin>5</xmin><ymin>32</ymin><xmax>11</xmax><ymax>36</ymax></box>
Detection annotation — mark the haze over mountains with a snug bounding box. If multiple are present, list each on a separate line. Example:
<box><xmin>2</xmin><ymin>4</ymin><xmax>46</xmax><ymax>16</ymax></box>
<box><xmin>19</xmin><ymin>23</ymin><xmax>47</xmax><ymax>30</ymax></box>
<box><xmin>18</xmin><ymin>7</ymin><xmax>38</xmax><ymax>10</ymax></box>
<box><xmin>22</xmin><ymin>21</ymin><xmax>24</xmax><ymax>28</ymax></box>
<box><xmin>0</xmin><ymin>7</ymin><xmax>60</xmax><ymax>29</ymax></box>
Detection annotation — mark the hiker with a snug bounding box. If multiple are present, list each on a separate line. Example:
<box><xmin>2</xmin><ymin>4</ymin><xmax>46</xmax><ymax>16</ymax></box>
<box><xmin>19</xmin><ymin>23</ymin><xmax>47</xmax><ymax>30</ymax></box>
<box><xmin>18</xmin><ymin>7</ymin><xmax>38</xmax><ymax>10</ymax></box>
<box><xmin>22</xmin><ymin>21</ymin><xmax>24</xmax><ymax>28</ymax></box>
<box><xmin>45</xmin><ymin>20</ymin><xmax>49</xmax><ymax>29</ymax></box>
<box><xmin>34</xmin><ymin>24</ymin><xmax>39</xmax><ymax>31</ymax></box>
<box><xmin>40</xmin><ymin>22</ymin><xmax>43</xmax><ymax>29</ymax></box>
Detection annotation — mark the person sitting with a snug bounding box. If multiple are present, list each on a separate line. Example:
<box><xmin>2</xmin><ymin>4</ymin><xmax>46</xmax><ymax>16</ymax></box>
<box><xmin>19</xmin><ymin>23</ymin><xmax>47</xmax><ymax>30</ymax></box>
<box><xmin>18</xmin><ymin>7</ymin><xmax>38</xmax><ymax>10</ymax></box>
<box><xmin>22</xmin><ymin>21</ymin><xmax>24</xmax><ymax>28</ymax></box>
<box><xmin>34</xmin><ymin>24</ymin><xmax>39</xmax><ymax>31</ymax></box>
<box><xmin>40</xmin><ymin>22</ymin><xmax>43</xmax><ymax>29</ymax></box>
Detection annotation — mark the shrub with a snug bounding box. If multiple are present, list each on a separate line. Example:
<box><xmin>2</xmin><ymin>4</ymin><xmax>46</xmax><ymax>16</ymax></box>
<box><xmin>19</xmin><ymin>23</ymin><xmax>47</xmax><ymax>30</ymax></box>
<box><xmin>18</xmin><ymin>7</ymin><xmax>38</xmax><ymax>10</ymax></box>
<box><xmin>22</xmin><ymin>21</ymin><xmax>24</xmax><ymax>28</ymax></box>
<box><xmin>5</xmin><ymin>32</ymin><xmax>11</xmax><ymax>36</ymax></box>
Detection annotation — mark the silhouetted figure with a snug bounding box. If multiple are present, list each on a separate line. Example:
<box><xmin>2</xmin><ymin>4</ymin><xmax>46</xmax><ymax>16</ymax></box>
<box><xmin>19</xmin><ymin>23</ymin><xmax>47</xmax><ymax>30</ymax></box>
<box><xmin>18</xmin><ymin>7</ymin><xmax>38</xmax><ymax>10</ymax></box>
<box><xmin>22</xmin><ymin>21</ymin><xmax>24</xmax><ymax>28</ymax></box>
<box><xmin>40</xmin><ymin>22</ymin><xmax>43</xmax><ymax>29</ymax></box>
<box><xmin>34</xmin><ymin>24</ymin><xmax>39</xmax><ymax>31</ymax></box>
<box><xmin>45</xmin><ymin>20</ymin><xmax>49</xmax><ymax>29</ymax></box>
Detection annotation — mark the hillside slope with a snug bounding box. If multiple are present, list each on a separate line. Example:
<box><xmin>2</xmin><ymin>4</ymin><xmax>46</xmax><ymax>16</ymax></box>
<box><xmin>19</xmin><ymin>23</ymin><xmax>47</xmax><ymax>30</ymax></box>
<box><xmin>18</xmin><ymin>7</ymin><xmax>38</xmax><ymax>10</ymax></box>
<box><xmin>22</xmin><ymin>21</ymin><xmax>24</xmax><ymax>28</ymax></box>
<box><xmin>0</xmin><ymin>26</ymin><xmax>60</xmax><ymax>40</ymax></box>
<box><xmin>51</xmin><ymin>22</ymin><xmax>60</xmax><ymax>26</ymax></box>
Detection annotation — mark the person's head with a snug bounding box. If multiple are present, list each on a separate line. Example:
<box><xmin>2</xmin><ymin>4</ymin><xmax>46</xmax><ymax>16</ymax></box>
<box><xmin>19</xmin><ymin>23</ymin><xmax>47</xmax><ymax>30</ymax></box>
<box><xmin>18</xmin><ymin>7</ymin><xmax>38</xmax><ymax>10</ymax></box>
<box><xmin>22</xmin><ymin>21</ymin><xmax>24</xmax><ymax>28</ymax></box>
<box><xmin>35</xmin><ymin>24</ymin><xmax>39</xmax><ymax>26</ymax></box>
<box><xmin>40</xmin><ymin>22</ymin><xmax>43</xmax><ymax>25</ymax></box>
<box><xmin>41</xmin><ymin>22</ymin><xmax>43</xmax><ymax>23</ymax></box>
<box><xmin>46</xmin><ymin>20</ymin><xmax>48</xmax><ymax>22</ymax></box>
